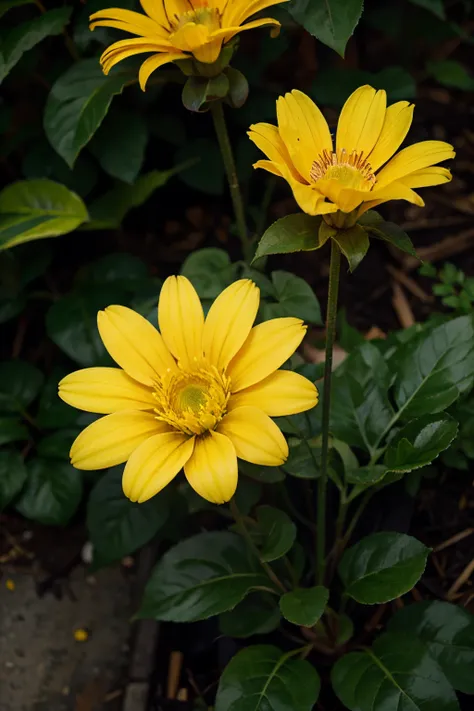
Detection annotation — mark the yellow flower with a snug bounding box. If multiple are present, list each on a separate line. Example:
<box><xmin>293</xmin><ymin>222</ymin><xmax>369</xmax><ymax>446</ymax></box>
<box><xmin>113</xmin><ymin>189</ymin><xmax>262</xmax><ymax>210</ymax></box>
<box><xmin>59</xmin><ymin>278</ymin><xmax>317</xmax><ymax>505</ymax></box>
<box><xmin>89</xmin><ymin>0</ymin><xmax>287</xmax><ymax>90</ymax></box>
<box><xmin>248</xmin><ymin>85</ymin><xmax>455</xmax><ymax>218</ymax></box>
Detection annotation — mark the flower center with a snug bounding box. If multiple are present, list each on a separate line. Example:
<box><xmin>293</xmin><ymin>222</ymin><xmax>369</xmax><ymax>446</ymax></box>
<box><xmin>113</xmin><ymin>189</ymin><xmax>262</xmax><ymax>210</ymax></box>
<box><xmin>152</xmin><ymin>363</ymin><xmax>231</xmax><ymax>435</ymax></box>
<box><xmin>310</xmin><ymin>149</ymin><xmax>376</xmax><ymax>191</ymax></box>
<box><xmin>170</xmin><ymin>5</ymin><xmax>220</xmax><ymax>32</ymax></box>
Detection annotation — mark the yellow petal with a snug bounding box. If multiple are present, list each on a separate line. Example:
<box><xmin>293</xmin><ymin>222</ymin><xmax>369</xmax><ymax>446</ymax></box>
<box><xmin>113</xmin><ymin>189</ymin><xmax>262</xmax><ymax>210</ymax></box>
<box><xmin>59</xmin><ymin>367</ymin><xmax>156</xmax><ymax>414</ymax></box>
<box><xmin>228</xmin><ymin>369</ymin><xmax>318</xmax><ymax>416</ymax></box>
<box><xmin>367</xmin><ymin>102</ymin><xmax>414</xmax><ymax>171</ymax></box>
<box><xmin>276</xmin><ymin>91</ymin><xmax>332</xmax><ymax>181</ymax></box>
<box><xmin>217</xmin><ymin>406</ymin><xmax>288</xmax><ymax>466</ymax></box>
<box><xmin>158</xmin><ymin>276</ymin><xmax>204</xmax><ymax>368</ymax></box>
<box><xmin>70</xmin><ymin>411</ymin><xmax>166</xmax><ymax>471</ymax></box>
<box><xmin>224</xmin><ymin>0</ymin><xmax>288</xmax><ymax>26</ymax></box>
<box><xmin>192</xmin><ymin>38</ymin><xmax>223</xmax><ymax>63</ymax></box>
<box><xmin>221</xmin><ymin>17</ymin><xmax>281</xmax><ymax>44</ymax></box>
<box><xmin>123</xmin><ymin>431</ymin><xmax>194</xmax><ymax>503</ymax></box>
<box><xmin>357</xmin><ymin>181</ymin><xmax>425</xmax><ymax>215</ymax></box>
<box><xmin>248</xmin><ymin>122</ymin><xmax>300</xmax><ymax>179</ymax></box>
<box><xmin>164</xmin><ymin>0</ymin><xmax>191</xmax><ymax>16</ymax></box>
<box><xmin>98</xmin><ymin>305</ymin><xmax>176</xmax><ymax>386</ymax></box>
<box><xmin>203</xmin><ymin>280</ymin><xmax>259</xmax><ymax>370</ymax></box>
<box><xmin>171</xmin><ymin>22</ymin><xmax>211</xmax><ymax>51</ymax></box>
<box><xmin>288</xmin><ymin>177</ymin><xmax>338</xmax><ymax>215</ymax></box>
<box><xmin>140</xmin><ymin>0</ymin><xmax>169</xmax><ymax>26</ymax></box>
<box><xmin>89</xmin><ymin>8</ymin><xmax>166</xmax><ymax>36</ymax></box>
<box><xmin>101</xmin><ymin>44</ymin><xmax>170</xmax><ymax>74</ymax></box>
<box><xmin>227</xmin><ymin>317</ymin><xmax>307</xmax><ymax>392</ymax></box>
<box><xmin>139</xmin><ymin>52</ymin><xmax>188</xmax><ymax>90</ymax></box>
<box><xmin>398</xmin><ymin>166</ymin><xmax>452</xmax><ymax>189</ymax></box>
<box><xmin>336</xmin><ymin>85</ymin><xmax>386</xmax><ymax>157</ymax></box>
<box><xmin>253</xmin><ymin>159</ymin><xmax>284</xmax><ymax>178</ymax></box>
<box><xmin>184</xmin><ymin>431</ymin><xmax>237</xmax><ymax>504</ymax></box>
<box><xmin>375</xmin><ymin>140</ymin><xmax>455</xmax><ymax>189</ymax></box>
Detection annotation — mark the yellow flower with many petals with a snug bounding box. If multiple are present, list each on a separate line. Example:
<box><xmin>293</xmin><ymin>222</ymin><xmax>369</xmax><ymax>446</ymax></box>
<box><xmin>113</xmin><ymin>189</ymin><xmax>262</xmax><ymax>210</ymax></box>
<box><xmin>248</xmin><ymin>86</ymin><xmax>455</xmax><ymax>218</ymax></box>
<box><xmin>90</xmin><ymin>0</ymin><xmax>287</xmax><ymax>90</ymax></box>
<box><xmin>59</xmin><ymin>278</ymin><xmax>318</xmax><ymax>505</ymax></box>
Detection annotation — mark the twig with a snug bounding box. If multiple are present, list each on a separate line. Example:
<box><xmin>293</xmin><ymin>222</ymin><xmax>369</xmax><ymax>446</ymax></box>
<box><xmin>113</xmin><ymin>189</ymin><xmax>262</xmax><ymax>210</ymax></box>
<box><xmin>167</xmin><ymin>651</ymin><xmax>183</xmax><ymax>700</ymax></box>
<box><xmin>386</xmin><ymin>265</ymin><xmax>433</xmax><ymax>303</ymax></box>
<box><xmin>433</xmin><ymin>527</ymin><xmax>474</xmax><ymax>552</ymax></box>
<box><xmin>447</xmin><ymin>557</ymin><xmax>474</xmax><ymax>599</ymax></box>
<box><xmin>403</xmin><ymin>227</ymin><xmax>474</xmax><ymax>270</ymax></box>
<box><xmin>392</xmin><ymin>281</ymin><xmax>415</xmax><ymax>328</ymax></box>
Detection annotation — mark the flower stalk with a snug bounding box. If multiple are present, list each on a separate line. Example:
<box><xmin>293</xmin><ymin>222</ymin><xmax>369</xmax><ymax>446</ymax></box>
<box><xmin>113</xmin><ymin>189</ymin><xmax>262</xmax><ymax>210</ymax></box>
<box><xmin>317</xmin><ymin>239</ymin><xmax>341</xmax><ymax>585</ymax></box>
<box><xmin>211</xmin><ymin>101</ymin><xmax>252</xmax><ymax>261</ymax></box>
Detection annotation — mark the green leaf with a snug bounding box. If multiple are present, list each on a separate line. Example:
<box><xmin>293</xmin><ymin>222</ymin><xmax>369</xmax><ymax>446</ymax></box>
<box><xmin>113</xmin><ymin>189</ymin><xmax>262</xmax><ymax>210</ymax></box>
<box><xmin>138</xmin><ymin>531</ymin><xmax>270</xmax><ymax>622</ymax></box>
<box><xmin>312</xmin><ymin>67</ymin><xmax>416</xmax><ymax>107</ymax></box>
<box><xmin>384</xmin><ymin>413</ymin><xmax>458</xmax><ymax>473</ymax></box>
<box><xmin>332</xmin><ymin>224</ymin><xmax>370</xmax><ymax>272</ymax></box>
<box><xmin>226</xmin><ymin>67</ymin><xmax>249</xmax><ymax>109</ymax></box>
<box><xmin>0</xmin><ymin>7</ymin><xmax>72</xmax><ymax>83</ymax></box>
<box><xmin>331</xmin><ymin>343</ymin><xmax>394</xmax><ymax>456</ymax></box>
<box><xmin>216</xmin><ymin>645</ymin><xmax>321</xmax><ymax>711</ymax></box>
<box><xmin>44</xmin><ymin>59</ymin><xmax>132</xmax><ymax>168</ymax></box>
<box><xmin>0</xmin><ymin>0</ymin><xmax>34</xmax><ymax>20</ymax></box>
<box><xmin>394</xmin><ymin>315</ymin><xmax>474</xmax><ymax>420</ymax></box>
<box><xmin>252</xmin><ymin>214</ymin><xmax>324</xmax><ymax>263</ymax></box>
<box><xmin>15</xmin><ymin>458</ymin><xmax>82</xmax><ymax>526</ymax></box>
<box><xmin>255</xmin><ymin>505</ymin><xmax>296</xmax><ymax>562</ymax></box>
<box><xmin>409</xmin><ymin>0</ymin><xmax>446</xmax><ymax>20</ymax></box>
<box><xmin>234</xmin><ymin>478</ymin><xmax>262</xmax><ymax>515</ymax></box>
<box><xmin>46</xmin><ymin>286</ymin><xmax>127</xmax><ymax>367</ymax></box>
<box><xmin>332</xmin><ymin>632</ymin><xmax>459</xmax><ymax>711</ymax></box>
<box><xmin>0</xmin><ymin>360</ymin><xmax>43</xmax><ymax>412</ymax></box>
<box><xmin>219</xmin><ymin>595</ymin><xmax>280</xmax><ymax>638</ymax></box>
<box><xmin>0</xmin><ymin>180</ymin><xmax>88</xmax><ymax>249</ymax></box>
<box><xmin>84</xmin><ymin>166</ymin><xmax>186</xmax><ymax>230</ymax></box>
<box><xmin>279</xmin><ymin>586</ymin><xmax>329</xmax><ymax>627</ymax></box>
<box><xmin>182</xmin><ymin>74</ymin><xmax>229</xmax><ymax>112</ymax></box>
<box><xmin>0</xmin><ymin>450</ymin><xmax>27</xmax><ymax>510</ymax></box>
<box><xmin>37</xmin><ymin>429</ymin><xmax>79</xmax><ymax>461</ymax></box>
<box><xmin>87</xmin><ymin>466</ymin><xmax>171</xmax><ymax>566</ymax></box>
<box><xmin>427</xmin><ymin>59</ymin><xmax>474</xmax><ymax>90</ymax></box>
<box><xmin>365</xmin><ymin>219</ymin><xmax>418</xmax><ymax>258</ymax></box>
<box><xmin>281</xmin><ymin>438</ymin><xmax>320</xmax><ymax>479</ymax></box>
<box><xmin>388</xmin><ymin>600</ymin><xmax>474</xmax><ymax>694</ymax></box>
<box><xmin>238</xmin><ymin>460</ymin><xmax>285</xmax><ymax>483</ymax></box>
<box><xmin>0</xmin><ymin>417</ymin><xmax>28</xmax><ymax>446</ymax></box>
<box><xmin>175</xmin><ymin>137</ymin><xmax>224</xmax><ymax>195</ymax></box>
<box><xmin>181</xmin><ymin>248</ymin><xmax>235</xmax><ymax>299</ymax></box>
<box><xmin>345</xmin><ymin>465</ymin><xmax>388</xmax><ymax>486</ymax></box>
<box><xmin>77</xmin><ymin>252</ymin><xmax>149</xmax><ymax>291</ymax></box>
<box><xmin>90</xmin><ymin>108</ymin><xmax>148</xmax><ymax>184</ymax></box>
<box><xmin>288</xmin><ymin>0</ymin><xmax>363</xmax><ymax>56</ymax></box>
<box><xmin>264</xmin><ymin>271</ymin><xmax>322</xmax><ymax>324</ymax></box>
<box><xmin>339</xmin><ymin>532</ymin><xmax>430</xmax><ymax>604</ymax></box>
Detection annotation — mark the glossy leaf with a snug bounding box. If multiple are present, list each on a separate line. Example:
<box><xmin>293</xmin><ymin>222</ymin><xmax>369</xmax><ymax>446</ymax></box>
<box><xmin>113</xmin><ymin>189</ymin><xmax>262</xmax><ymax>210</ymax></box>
<box><xmin>263</xmin><ymin>271</ymin><xmax>322</xmax><ymax>324</ymax></box>
<box><xmin>281</xmin><ymin>438</ymin><xmax>320</xmax><ymax>479</ymax></box>
<box><xmin>388</xmin><ymin>600</ymin><xmax>474</xmax><ymax>694</ymax></box>
<box><xmin>256</xmin><ymin>505</ymin><xmax>296</xmax><ymax>562</ymax></box>
<box><xmin>77</xmin><ymin>252</ymin><xmax>148</xmax><ymax>290</ymax></box>
<box><xmin>85</xmin><ymin>166</ymin><xmax>187</xmax><ymax>230</ymax></box>
<box><xmin>409</xmin><ymin>0</ymin><xmax>445</xmax><ymax>19</ymax></box>
<box><xmin>36</xmin><ymin>368</ymin><xmax>82</xmax><ymax>429</ymax></box>
<box><xmin>219</xmin><ymin>595</ymin><xmax>280</xmax><ymax>638</ymax></box>
<box><xmin>280</xmin><ymin>586</ymin><xmax>329</xmax><ymax>627</ymax></box>
<box><xmin>345</xmin><ymin>465</ymin><xmax>388</xmax><ymax>486</ymax></box>
<box><xmin>215</xmin><ymin>645</ymin><xmax>321</xmax><ymax>711</ymax></box>
<box><xmin>332</xmin><ymin>224</ymin><xmax>370</xmax><ymax>272</ymax></box>
<box><xmin>364</xmin><ymin>219</ymin><xmax>418</xmax><ymax>258</ymax></box>
<box><xmin>0</xmin><ymin>360</ymin><xmax>43</xmax><ymax>412</ymax></box>
<box><xmin>385</xmin><ymin>413</ymin><xmax>458</xmax><ymax>473</ymax></box>
<box><xmin>339</xmin><ymin>532</ymin><xmax>430</xmax><ymax>604</ymax></box>
<box><xmin>15</xmin><ymin>458</ymin><xmax>82</xmax><ymax>526</ymax></box>
<box><xmin>37</xmin><ymin>429</ymin><xmax>79</xmax><ymax>461</ymax></box>
<box><xmin>139</xmin><ymin>531</ymin><xmax>270</xmax><ymax>622</ymax></box>
<box><xmin>0</xmin><ymin>450</ymin><xmax>27</xmax><ymax>510</ymax></box>
<box><xmin>238</xmin><ymin>460</ymin><xmax>285</xmax><ymax>484</ymax></box>
<box><xmin>0</xmin><ymin>180</ymin><xmax>88</xmax><ymax>249</ymax></box>
<box><xmin>44</xmin><ymin>59</ymin><xmax>131</xmax><ymax>168</ymax></box>
<box><xmin>332</xmin><ymin>632</ymin><xmax>459</xmax><ymax>711</ymax></box>
<box><xmin>181</xmin><ymin>248</ymin><xmax>235</xmax><ymax>299</ymax></box>
<box><xmin>427</xmin><ymin>60</ymin><xmax>474</xmax><ymax>91</ymax></box>
<box><xmin>175</xmin><ymin>138</ymin><xmax>224</xmax><ymax>195</ymax></box>
<box><xmin>46</xmin><ymin>285</ymin><xmax>127</xmax><ymax>367</ymax></box>
<box><xmin>394</xmin><ymin>315</ymin><xmax>474</xmax><ymax>420</ymax></box>
<box><xmin>0</xmin><ymin>7</ymin><xmax>71</xmax><ymax>83</ymax></box>
<box><xmin>289</xmin><ymin>0</ymin><xmax>363</xmax><ymax>56</ymax></box>
<box><xmin>331</xmin><ymin>343</ymin><xmax>394</xmax><ymax>456</ymax></box>
<box><xmin>90</xmin><ymin>108</ymin><xmax>148</xmax><ymax>184</ymax></box>
<box><xmin>0</xmin><ymin>417</ymin><xmax>28</xmax><ymax>446</ymax></box>
<box><xmin>252</xmin><ymin>214</ymin><xmax>324</xmax><ymax>263</ymax></box>
<box><xmin>87</xmin><ymin>466</ymin><xmax>171</xmax><ymax>566</ymax></box>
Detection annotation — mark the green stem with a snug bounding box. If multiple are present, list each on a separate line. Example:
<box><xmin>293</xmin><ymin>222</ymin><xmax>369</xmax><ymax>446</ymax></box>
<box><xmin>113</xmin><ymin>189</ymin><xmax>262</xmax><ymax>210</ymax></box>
<box><xmin>340</xmin><ymin>489</ymin><xmax>375</xmax><ymax>551</ymax></box>
<box><xmin>230</xmin><ymin>498</ymin><xmax>286</xmax><ymax>593</ymax></box>
<box><xmin>210</xmin><ymin>102</ymin><xmax>251</xmax><ymax>261</ymax></box>
<box><xmin>316</xmin><ymin>240</ymin><xmax>341</xmax><ymax>585</ymax></box>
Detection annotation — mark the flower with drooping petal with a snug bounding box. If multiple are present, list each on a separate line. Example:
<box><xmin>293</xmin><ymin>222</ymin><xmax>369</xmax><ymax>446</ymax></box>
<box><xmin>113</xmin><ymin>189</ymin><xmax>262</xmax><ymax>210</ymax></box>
<box><xmin>89</xmin><ymin>0</ymin><xmax>288</xmax><ymax>90</ymax></box>
<box><xmin>248</xmin><ymin>85</ymin><xmax>455</xmax><ymax>218</ymax></box>
<box><xmin>59</xmin><ymin>277</ymin><xmax>318</xmax><ymax>505</ymax></box>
